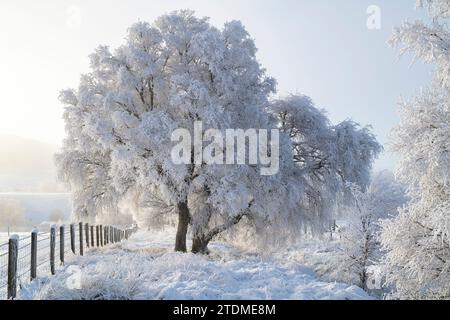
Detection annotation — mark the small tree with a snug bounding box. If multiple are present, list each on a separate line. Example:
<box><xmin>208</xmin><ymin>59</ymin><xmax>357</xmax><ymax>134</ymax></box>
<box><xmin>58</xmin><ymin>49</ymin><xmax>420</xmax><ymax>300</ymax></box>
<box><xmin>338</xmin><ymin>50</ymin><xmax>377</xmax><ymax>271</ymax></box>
<box><xmin>340</xmin><ymin>172</ymin><xmax>406</xmax><ymax>291</ymax></box>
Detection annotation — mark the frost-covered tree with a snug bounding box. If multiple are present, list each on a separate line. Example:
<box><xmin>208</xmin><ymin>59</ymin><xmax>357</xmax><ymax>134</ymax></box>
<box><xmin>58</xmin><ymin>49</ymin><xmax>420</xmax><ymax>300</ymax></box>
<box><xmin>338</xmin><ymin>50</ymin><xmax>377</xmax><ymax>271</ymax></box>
<box><xmin>381</xmin><ymin>0</ymin><xmax>450</xmax><ymax>299</ymax></box>
<box><xmin>339</xmin><ymin>172</ymin><xmax>406</xmax><ymax>291</ymax></box>
<box><xmin>269</xmin><ymin>95</ymin><xmax>382</xmax><ymax>232</ymax></box>
<box><xmin>57</xmin><ymin>11</ymin><xmax>301</xmax><ymax>253</ymax></box>
<box><xmin>57</xmin><ymin>11</ymin><xmax>382</xmax><ymax>255</ymax></box>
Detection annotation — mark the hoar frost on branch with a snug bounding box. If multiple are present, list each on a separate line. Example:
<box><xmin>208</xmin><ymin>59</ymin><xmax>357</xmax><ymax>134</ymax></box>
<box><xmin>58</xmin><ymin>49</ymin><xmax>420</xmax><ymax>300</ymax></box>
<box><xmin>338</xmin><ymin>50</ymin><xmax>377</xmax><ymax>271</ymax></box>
<box><xmin>55</xmin><ymin>89</ymin><xmax>122</xmax><ymax>223</ymax></box>
<box><xmin>381</xmin><ymin>0</ymin><xmax>450</xmax><ymax>299</ymax></box>
<box><xmin>269</xmin><ymin>95</ymin><xmax>382</xmax><ymax>233</ymax></box>
<box><xmin>56</xmin><ymin>10</ymin><xmax>381</xmax><ymax>254</ymax></box>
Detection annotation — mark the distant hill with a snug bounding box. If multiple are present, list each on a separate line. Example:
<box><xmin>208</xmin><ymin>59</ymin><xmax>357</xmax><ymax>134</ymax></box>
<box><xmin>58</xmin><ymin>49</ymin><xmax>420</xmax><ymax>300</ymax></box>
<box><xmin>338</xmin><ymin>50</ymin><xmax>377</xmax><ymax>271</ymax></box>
<box><xmin>0</xmin><ymin>134</ymin><xmax>66</xmax><ymax>192</ymax></box>
<box><xmin>0</xmin><ymin>193</ymin><xmax>72</xmax><ymax>229</ymax></box>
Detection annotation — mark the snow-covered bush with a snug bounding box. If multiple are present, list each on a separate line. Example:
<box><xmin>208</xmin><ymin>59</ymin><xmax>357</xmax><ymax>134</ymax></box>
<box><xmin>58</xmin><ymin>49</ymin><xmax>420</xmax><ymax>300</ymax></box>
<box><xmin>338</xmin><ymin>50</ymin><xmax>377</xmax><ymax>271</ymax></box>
<box><xmin>381</xmin><ymin>0</ymin><xmax>450</xmax><ymax>299</ymax></box>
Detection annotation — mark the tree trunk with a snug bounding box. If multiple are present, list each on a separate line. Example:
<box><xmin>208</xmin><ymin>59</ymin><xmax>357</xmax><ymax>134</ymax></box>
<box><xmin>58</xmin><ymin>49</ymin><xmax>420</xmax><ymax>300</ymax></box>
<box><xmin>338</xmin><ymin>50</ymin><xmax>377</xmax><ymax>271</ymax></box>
<box><xmin>175</xmin><ymin>202</ymin><xmax>190</xmax><ymax>252</ymax></box>
<box><xmin>360</xmin><ymin>270</ymin><xmax>368</xmax><ymax>292</ymax></box>
<box><xmin>191</xmin><ymin>211</ymin><xmax>249</xmax><ymax>254</ymax></box>
<box><xmin>191</xmin><ymin>235</ymin><xmax>210</xmax><ymax>254</ymax></box>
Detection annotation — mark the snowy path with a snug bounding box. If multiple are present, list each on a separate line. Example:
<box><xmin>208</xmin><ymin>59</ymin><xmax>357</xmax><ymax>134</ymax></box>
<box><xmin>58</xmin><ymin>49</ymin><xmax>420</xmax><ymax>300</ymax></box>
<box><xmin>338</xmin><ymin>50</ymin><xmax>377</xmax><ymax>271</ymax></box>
<box><xmin>18</xmin><ymin>230</ymin><xmax>372</xmax><ymax>300</ymax></box>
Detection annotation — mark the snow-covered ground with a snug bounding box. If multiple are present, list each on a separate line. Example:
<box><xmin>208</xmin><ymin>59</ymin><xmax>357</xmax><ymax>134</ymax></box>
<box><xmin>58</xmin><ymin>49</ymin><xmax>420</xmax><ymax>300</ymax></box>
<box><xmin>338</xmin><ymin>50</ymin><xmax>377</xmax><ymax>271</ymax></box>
<box><xmin>17</xmin><ymin>230</ymin><xmax>372</xmax><ymax>300</ymax></box>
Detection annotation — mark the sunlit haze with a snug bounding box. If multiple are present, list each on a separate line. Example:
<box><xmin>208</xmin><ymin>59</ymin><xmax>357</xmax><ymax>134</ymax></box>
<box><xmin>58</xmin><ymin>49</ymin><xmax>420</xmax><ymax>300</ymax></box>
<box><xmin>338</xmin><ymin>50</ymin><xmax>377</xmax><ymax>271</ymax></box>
<box><xmin>0</xmin><ymin>0</ymin><xmax>432</xmax><ymax>171</ymax></box>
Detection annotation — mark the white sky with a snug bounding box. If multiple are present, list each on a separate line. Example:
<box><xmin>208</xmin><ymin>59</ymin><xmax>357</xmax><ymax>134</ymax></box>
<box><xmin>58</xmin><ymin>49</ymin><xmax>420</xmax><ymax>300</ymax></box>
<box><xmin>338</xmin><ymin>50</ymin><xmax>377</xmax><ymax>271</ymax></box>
<box><xmin>0</xmin><ymin>0</ymin><xmax>432</xmax><ymax>171</ymax></box>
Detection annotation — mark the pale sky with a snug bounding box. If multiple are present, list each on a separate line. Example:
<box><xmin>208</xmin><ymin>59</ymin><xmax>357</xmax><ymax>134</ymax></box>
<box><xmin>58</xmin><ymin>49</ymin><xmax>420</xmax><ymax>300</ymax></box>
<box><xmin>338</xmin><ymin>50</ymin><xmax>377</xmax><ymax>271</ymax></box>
<box><xmin>0</xmin><ymin>0</ymin><xmax>432</xmax><ymax>171</ymax></box>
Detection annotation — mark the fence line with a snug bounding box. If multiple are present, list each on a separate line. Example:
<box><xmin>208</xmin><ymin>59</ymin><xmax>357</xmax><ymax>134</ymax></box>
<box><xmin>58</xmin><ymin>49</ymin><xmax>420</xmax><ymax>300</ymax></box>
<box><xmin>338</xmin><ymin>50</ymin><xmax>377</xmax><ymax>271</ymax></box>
<box><xmin>0</xmin><ymin>223</ymin><xmax>138</xmax><ymax>300</ymax></box>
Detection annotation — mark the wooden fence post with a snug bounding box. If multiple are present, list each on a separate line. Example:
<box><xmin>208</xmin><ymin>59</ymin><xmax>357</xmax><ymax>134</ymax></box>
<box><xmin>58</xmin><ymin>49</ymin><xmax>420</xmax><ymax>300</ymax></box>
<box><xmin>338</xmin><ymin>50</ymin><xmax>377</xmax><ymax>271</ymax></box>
<box><xmin>70</xmin><ymin>224</ymin><xmax>75</xmax><ymax>254</ymax></box>
<box><xmin>95</xmin><ymin>226</ymin><xmax>99</xmax><ymax>247</ymax></box>
<box><xmin>79</xmin><ymin>222</ymin><xmax>84</xmax><ymax>256</ymax></box>
<box><xmin>50</xmin><ymin>226</ymin><xmax>56</xmax><ymax>275</ymax></box>
<box><xmin>100</xmin><ymin>225</ymin><xmax>103</xmax><ymax>247</ymax></box>
<box><xmin>30</xmin><ymin>230</ymin><xmax>37</xmax><ymax>281</ymax></box>
<box><xmin>60</xmin><ymin>225</ymin><xmax>65</xmax><ymax>265</ymax></box>
<box><xmin>90</xmin><ymin>225</ymin><xmax>94</xmax><ymax>247</ymax></box>
<box><xmin>7</xmin><ymin>235</ymin><xmax>18</xmax><ymax>300</ymax></box>
<box><xmin>103</xmin><ymin>225</ymin><xmax>107</xmax><ymax>246</ymax></box>
<box><xmin>85</xmin><ymin>223</ymin><xmax>89</xmax><ymax>248</ymax></box>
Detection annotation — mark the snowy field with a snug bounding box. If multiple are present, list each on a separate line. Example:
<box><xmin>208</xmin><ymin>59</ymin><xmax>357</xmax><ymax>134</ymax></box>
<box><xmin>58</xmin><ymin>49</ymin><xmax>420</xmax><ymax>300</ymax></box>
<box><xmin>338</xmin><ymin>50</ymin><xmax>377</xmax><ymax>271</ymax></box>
<box><xmin>17</xmin><ymin>230</ymin><xmax>372</xmax><ymax>300</ymax></box>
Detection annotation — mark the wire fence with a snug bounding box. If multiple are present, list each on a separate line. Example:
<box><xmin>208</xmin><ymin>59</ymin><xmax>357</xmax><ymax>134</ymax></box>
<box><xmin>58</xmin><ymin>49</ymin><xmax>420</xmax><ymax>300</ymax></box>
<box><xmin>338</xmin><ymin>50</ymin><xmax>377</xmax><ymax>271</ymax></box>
<box><xmin>16</xmin><ymin>235</ymin><xmax>32</xmax><ymax>290</ymax></box>
<box><xmin>35</xmin><ymin>232</ymin><xmax>52</xmax><ymax>278</ymax></box>
<box><xmin>0</xmin><ymin>243</ymin><xmax>8</xmax><ymax>299</ymax></box>
<box><xmin>0</xmin><ymin>223</ymin><xmax>138</xmax><ymax>300</ymax></box>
